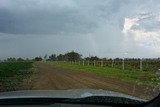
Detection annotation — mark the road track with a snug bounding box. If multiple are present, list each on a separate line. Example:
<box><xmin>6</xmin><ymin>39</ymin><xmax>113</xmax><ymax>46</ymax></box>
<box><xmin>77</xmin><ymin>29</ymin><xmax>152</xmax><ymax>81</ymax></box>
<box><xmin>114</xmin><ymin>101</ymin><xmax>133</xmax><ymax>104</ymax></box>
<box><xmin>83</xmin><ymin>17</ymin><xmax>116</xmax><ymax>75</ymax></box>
<box><xmin>25</xmin><ymin>62</ymin><xmax>159</xmax><ymax>100</ymax></box>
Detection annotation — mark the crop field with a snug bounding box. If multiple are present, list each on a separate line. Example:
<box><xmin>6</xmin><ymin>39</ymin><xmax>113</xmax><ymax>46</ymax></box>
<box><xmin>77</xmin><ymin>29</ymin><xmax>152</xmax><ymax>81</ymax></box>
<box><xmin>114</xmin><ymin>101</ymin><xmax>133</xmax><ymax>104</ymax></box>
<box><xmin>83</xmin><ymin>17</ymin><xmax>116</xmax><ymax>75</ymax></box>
<box><xmin>0</xmin><ymin>61</ymin><xmax>33</xmax><ymax>92</ymax></box>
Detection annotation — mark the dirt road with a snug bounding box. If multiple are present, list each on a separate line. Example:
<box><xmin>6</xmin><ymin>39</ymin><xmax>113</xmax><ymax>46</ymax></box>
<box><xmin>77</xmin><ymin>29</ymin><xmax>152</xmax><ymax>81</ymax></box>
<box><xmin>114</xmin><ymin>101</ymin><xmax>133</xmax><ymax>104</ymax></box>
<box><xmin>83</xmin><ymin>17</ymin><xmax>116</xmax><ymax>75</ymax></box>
<box><xmin>26</xmin><ymin>62</ymin><xmax>159</xmax><ymax>99</ymax></box>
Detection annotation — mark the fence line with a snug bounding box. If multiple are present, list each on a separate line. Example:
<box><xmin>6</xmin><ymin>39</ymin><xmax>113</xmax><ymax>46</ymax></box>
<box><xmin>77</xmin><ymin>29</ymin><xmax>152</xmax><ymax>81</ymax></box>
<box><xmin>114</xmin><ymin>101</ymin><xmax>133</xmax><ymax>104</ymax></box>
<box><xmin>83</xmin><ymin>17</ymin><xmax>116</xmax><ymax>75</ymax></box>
<box><xmin>68</xmin><ymin>59</ymin><xmax>159</xmax><ymax>71</ymax></box>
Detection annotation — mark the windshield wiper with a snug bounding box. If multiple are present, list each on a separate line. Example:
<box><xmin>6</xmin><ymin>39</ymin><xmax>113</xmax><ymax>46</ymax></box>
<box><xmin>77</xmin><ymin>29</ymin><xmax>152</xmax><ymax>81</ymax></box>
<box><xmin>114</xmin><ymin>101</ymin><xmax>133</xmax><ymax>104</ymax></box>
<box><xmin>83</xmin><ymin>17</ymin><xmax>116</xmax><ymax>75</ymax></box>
<box><xmin>0</xmin><ymin>96</ymin><xmax>145</xmax><ymax>106</ymax></box>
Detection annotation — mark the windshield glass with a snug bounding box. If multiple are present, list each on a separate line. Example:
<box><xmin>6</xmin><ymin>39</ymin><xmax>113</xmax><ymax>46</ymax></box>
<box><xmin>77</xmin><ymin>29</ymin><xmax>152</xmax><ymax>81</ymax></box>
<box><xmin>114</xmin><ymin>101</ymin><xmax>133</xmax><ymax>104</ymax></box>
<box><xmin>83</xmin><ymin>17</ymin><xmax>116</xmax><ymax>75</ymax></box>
<box><xmin>0</xmin><ymin>0</ymin><xmax>159</xmax><ymax>102</ymax></box>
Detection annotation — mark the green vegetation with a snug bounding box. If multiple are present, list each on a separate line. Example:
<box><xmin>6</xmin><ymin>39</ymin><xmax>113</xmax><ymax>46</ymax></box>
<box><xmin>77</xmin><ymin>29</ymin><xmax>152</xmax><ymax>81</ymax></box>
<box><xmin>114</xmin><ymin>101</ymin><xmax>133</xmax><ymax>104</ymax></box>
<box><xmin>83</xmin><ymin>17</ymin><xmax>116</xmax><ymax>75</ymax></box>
<box><xmin>47</xmin><ymin>61</ymin><xmax>160</xmax><ymax>88</ymax></box>
<box><xmin>47</xmin><ymin>51</ymin><xmax>82</xmax><ymax>61</ymax></box>
<box><xmin>0</xmin><ymin>61</ymin><xmax>33</xmax><ymax>92</ymax></box>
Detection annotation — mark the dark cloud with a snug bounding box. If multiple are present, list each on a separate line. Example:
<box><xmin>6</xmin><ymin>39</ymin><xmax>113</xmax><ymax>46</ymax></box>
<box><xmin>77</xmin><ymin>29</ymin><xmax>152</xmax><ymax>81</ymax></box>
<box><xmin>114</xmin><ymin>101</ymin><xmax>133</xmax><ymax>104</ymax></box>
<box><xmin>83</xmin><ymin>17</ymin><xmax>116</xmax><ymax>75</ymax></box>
<box><xmin>0</xmin><ymin>0</ymin><xmax>160</xmax><ymax>59</ymax></box>
<box><xmin>0</xmin><ymin>6</ymin><xmax>97</xmax><ymax>35</ymax></box>
<box><xmin>0</xmin><ymin>0</ymin><xmax>100</xmax><ymax>35</ymax></box>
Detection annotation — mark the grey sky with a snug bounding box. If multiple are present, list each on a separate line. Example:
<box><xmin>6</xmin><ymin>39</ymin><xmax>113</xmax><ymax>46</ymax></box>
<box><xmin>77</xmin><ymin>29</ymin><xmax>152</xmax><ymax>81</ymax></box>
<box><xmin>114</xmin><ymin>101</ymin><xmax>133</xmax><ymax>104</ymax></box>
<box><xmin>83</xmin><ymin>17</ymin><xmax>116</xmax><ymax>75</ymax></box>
<box><xmin>0</xmin><ymin>0</ymin><xmax>160</xmax><ymax>59</ymax></box>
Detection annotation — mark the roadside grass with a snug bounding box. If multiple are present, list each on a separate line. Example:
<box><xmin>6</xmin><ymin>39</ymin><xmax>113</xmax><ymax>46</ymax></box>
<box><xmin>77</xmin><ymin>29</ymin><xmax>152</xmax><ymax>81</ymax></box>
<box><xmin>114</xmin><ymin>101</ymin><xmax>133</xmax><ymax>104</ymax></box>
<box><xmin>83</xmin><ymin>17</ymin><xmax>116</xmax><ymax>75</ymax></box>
<box><xmin>46</xmin><ymin>61</ymin><xmax>160</xmax><ymax>88</ymax></box>
<box><xmin>0</xmin><ymin>61</ymin><xmax>33</xmax><ymax>92</ymax></box>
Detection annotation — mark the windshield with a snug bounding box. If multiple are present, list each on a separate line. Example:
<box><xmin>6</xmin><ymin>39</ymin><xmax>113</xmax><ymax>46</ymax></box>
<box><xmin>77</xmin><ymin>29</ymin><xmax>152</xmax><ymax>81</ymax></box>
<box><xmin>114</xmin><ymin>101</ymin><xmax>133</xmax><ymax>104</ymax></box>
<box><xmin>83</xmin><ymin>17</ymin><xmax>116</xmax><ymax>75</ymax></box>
<box><xmin>0</xmin><ymin>0</ymin><xmax>159</xmax><ymax>102</ymax></box>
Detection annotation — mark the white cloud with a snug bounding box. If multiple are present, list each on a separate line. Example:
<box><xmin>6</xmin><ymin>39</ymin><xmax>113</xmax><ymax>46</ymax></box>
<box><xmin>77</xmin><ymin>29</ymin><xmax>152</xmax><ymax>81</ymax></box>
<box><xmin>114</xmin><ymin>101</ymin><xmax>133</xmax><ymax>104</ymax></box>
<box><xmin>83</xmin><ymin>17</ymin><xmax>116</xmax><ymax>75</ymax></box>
<box><xmin>122</xmin><ymin>12</ymin><xmax>160</xmax><ymax>51</ymax></box>
<box><xmin>122</xmin><ymin>17</ymin><xmax>139</xmax><ymax>34</ymax></box>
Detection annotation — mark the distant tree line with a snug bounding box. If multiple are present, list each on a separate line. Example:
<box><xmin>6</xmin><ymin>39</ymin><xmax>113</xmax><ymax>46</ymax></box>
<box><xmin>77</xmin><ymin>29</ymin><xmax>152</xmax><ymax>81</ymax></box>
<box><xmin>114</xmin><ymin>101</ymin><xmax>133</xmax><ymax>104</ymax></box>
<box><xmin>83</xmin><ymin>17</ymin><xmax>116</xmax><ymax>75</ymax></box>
<box><xmin>41</xmin><ymin>51</ymin><xmax>82</xmax><ymax>61</ymax></box>
<box><xmin>2</xmin><ymin>51</ymin><xmax>160</xmax><ymax>62</ymax></box>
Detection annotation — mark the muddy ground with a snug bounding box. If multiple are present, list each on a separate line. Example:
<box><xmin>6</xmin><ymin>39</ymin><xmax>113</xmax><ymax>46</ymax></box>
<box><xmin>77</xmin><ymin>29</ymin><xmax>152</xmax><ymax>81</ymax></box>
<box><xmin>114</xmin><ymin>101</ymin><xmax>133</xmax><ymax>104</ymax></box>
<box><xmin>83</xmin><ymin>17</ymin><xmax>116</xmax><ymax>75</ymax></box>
<box><xmin>23</xmin><ymin>62</ymin><xmax>159</xmax><ymax>100</ymax></box>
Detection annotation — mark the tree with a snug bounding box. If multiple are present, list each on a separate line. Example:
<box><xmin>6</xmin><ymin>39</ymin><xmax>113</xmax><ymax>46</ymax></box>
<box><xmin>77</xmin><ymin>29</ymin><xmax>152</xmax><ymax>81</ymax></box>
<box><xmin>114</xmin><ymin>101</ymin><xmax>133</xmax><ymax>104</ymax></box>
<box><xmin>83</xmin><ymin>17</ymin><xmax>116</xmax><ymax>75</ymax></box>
<box><xmin>34</xmin><ymin>57</ymin><xmax>42</xmax><ymax>61</ymax></box>
<box><xmin>102</xmin><ymin>58</ymin><xmax>108</xmax><ymax>61</ymax></box>
<box><xmin>44</xmin><ymin>54</ymin><xmax>48</xmax><ymax>60</ymax></box>
<box><xmin>85</xmin><ymin>56</ymin><xmax>99</xmax><ymax>61</ymax></box>
<box><xmin>65</xmin><ymin>51</ymin><xmax>82</xmax><ymax>61</ymax></box>
<box><xmin>57</xmin><ymin>54</ymin><xmax>65</xmax><ymax>61</ymax></box>
<box><xmin>85</xmin><ymin>57</ymin><xmax>90</xmax><ymax>61</ymax></box>
<box><xmin>7</xmin><ymin>58</ymin><xmax>16</xmax><ymax>61</ymax></box>
<box><xmin>26</xmin><ymin>58</ymin><xmax>30</xmax><ymax>61</ymax></box>
<box><xmin>17</xmin><ymin>58</ymin><xmax>24</xmax><ymax>61</ymax></box>
<box><xmin>114</xmin><ymin>58</ymin><xmax>123</xmax><ymax>61</ymax></box>
<box><xmin>48</xmin><ymin>54</ymin><xmax>57</xmax><ymax>61</ymax></box>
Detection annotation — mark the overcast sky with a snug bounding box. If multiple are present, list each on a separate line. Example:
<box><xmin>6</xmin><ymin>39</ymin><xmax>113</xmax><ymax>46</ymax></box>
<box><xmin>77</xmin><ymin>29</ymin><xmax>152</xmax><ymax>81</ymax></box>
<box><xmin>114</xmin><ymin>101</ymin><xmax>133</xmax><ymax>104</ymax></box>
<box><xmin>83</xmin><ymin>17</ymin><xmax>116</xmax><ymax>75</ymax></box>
<box><xmin>0</xmin><ymin>0</ymin><xmax>160</xmax><ymax>59</ymax></box>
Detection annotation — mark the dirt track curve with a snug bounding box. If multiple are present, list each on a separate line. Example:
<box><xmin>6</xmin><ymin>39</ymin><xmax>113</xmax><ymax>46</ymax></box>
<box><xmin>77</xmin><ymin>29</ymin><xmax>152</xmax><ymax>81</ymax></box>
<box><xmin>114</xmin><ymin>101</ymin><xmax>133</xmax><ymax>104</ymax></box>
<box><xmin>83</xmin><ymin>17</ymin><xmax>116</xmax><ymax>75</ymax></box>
<box><xmin>26</xmin><ymin>62</ymin><xmax>159</xmax><ymax>100</ymax></box>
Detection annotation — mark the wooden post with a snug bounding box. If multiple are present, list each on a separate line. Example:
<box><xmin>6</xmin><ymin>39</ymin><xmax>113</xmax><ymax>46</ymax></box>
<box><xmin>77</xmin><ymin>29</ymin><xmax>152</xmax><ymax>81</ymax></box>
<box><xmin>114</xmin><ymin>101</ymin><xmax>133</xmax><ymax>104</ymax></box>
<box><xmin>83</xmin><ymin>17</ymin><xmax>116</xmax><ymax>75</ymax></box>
<box><xmin>83</xmin><ymin>60</ymin><xmax>85</xmax><ymax>66</ymax></box>
<box><xmin>122</xmin><ymin>59</ymin><xmax>124</xmax><ymax>70</ymax></box>
<box><xmin>94</xmin><ymin>60</ymin><xmax>96</xmax><ymax>66</ymax></box>
<box><xmin>101</xmin><ymin>60</ymin><xmax>103</xmax><ymax>67</ymax></box>
<box><xmin>140</xmin><ymin>59</ymin><xmax>142</xmax><ymax>71</ymax></box>
<box><xmin>79</xmin><ymin>61</ymin><xmax>80</xmax><ymax>65</ymax></box>
<box><xmin>88</xmin><ymin>60</ymin><xmax>90</xmax><ymax>66</ymax></box>
<box><xmin>112</xmin><ymin>59</ymin><xmax>114</xmax><ymax>67</ymax></box>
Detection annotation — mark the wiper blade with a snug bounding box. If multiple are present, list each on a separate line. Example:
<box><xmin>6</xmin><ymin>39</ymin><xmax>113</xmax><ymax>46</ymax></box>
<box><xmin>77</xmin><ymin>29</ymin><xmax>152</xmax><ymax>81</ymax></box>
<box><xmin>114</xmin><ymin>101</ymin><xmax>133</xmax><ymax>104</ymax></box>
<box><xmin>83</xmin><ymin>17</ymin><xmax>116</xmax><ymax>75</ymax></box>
<box><xmin>0</xmin><ymin>96</ymin><xmax>145</xmax><ymax>106</ymax></box>
<box><xmin>64</xmin><ymin>96</ymin><xmax>144</xmax><ymax>105</ymax></box>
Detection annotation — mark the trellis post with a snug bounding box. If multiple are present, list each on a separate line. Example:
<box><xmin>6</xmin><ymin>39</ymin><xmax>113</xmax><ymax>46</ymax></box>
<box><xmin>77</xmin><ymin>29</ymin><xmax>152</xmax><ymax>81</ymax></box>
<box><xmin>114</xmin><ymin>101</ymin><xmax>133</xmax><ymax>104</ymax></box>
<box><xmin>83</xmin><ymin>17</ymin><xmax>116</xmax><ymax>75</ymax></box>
<box><xmin>101</xmin><ymin>60</ymin><xmax>103</xmax><ymax>67</ymax></box>
<box><xmin>140</xmin><ymin>59</ymin><xmax>142</xmax><ymax>71</ymax></box>
<box><xmin>112</xmin><ymin>59</ymin><xmax>114</xmax><ymax>67</ymax></box>
<box><xmin>94</xmin><ymin>60</ymin><xmax>96</xmax><ymax>66</ymax></box>
<box><xmin>122</xmin><ymin>59</ymin><xmax>124</xmax><ymax>70</ymax></box>
<box><xmin>83</xmin><ymin>60</ymin><xmax>85</xmax><ymax>66</ymax></box>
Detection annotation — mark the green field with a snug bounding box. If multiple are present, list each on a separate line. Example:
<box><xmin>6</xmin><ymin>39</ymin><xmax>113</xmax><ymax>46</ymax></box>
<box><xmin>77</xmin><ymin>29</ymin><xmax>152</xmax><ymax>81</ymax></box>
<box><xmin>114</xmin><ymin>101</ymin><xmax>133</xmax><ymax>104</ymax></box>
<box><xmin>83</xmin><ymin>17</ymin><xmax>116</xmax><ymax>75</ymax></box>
<box><xmin>0</xmin><ymin>61</ymin><xmax>33</xmax><ymax>91</ymax></box>
<box><xmin>47</xmin><ymin>61</ymin><xmax>160</xmax><ymax>88</ymax></box>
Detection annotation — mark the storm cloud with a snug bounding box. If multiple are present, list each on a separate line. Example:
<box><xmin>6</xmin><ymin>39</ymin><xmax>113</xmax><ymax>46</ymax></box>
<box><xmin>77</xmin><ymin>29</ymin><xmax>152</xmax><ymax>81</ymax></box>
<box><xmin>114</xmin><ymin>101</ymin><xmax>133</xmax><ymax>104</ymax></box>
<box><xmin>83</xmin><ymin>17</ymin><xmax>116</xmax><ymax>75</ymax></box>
<box><xmin>0</xmin><ymin>0</ymin><xmax>160</xmax><ymax>59</ymax></box>
<box><xmin>0</xmin><ymin>0</ymin><xmax>97</xmax><ymax>35</ymax></box>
